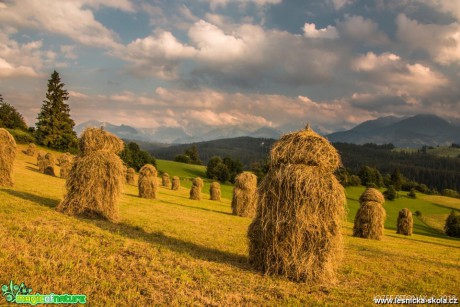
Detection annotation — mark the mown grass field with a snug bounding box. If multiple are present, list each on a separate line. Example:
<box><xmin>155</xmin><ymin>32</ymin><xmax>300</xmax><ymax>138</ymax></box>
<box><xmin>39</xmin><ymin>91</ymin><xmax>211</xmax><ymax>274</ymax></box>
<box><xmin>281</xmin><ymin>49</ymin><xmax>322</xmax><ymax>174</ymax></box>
<box><xmin>0</xmin><ymin>144</ymin><xmax>459</xmax><ymax>306</ymax></box>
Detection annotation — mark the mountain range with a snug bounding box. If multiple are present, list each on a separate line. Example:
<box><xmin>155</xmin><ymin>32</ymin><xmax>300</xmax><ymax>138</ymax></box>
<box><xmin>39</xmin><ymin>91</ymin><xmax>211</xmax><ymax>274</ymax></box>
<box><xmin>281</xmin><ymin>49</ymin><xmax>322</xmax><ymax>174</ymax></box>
<box><xmin>326</xmin><ymin>114</ymin><xmax>460</xmax><ymax>148</ymax></box>
<box><xmin>75</xmin><ymin>114</ymin><xmax>460</xmax><ymax>148</ymax></box>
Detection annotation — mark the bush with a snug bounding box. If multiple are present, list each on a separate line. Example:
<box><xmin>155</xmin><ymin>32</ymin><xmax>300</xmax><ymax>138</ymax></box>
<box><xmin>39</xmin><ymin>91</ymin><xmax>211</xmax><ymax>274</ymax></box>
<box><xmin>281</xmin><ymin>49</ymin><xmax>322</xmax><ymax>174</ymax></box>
<box><xmin>348</xmin><ymin>175</ymin><xmax>361</xmax><ymax>187</ymax></box>
<box><xmin>119</xmin><ymin>142</ymin><xmax>156</xmax><ymax>171</ymax></box>
<box><xmin>416</xmin><ymin>184</ymin><xmax>430</xmax><ymax>194</ymax></box>
<box><xmin>414</xmin><ymin>210</ymin><xmax>422</xmax><ymax>217</ymax></box>
<box><xmin>0</xmin><ymin>102</ymin><xmax>28</xmax><ymax>131</ymax></box>
<box><xmin>6</xmin><ymin>128</ymin><xmax>35</xmax><ymax>144</ymax></box>
<box><xmin>383</xmin><ymin>186</ymin><xmax>397</xmax><ymax>201</ymax></box>
<box><xmin>407</xmin><ymin>188</ymin><xmax>417</xmax><ymax>199</ymax></box>
<box><xmin>441</xmin><ymin>189</ymin><xmax>460</xmax><ymax>199</ymax></box>
<box><xmin>444</xmin><ymin>210</ymin><xmax>460</xmax><ymax>238</ymax></box>
<box><xmin>174</xmin><ymin>154</ymin><xmax>191</xmax><ymax>164</ymax></box>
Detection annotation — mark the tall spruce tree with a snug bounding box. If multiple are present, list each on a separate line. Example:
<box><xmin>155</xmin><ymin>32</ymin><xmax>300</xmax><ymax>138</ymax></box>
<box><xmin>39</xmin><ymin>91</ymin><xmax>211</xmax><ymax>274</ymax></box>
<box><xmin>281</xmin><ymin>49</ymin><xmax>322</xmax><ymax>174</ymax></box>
<box><xmin>36</xmin><ymin>71</ymin><xmax>77</xmax><ymax>150</ymax></box>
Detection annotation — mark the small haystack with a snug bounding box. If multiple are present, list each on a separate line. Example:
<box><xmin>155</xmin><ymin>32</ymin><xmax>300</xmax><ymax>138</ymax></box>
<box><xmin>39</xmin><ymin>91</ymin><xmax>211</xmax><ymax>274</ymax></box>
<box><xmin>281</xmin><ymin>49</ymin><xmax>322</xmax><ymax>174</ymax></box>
<box><xmin>37</xmin><ymin>151</ymin><xmax>46</xmax><ymax>166</ymax></box>
<box><xmin>39</xmin><ymin>153</ymin><xmax>55</xmax><ymax>174</ymax></box>
<box><xmin>353</xmin><ymin>188</ymin><xmax>386</xmax><ymax>240</ymax></box>
<box><xmin>57</xmin><ymin>152</ymin><xmax>72</xmax><ymax>166</ymax></box>
<box><xmin>210</xmin><ymin>181</ymin><xmax>221</xmax><ymax>201</ymax></box>
<box><xmin>189</xmin><ymin>177</ymin><xmax>203</xmax><ymax>200</ymax></box>
<box><xmin>248</xmin><ymin>126</ymin><xmax>346</xmax><ymax>283</ymax></box>
<box><xmin>24</xmin><ymin>143</ymin><xmax>36</xmax><ymax>156</ymax></box>
<box><xmin>0</xmin><ymin>128</ymin><xmax>16</xmax><ymax>187</ymax></box>
<box><xmin>231</xmin><ymin>172</ymin><xmax>257</xmax><ymax>217</ymax></box>
<box><xmin>138</xmin><ymin>164</ymin><xmax>158</xmax><ymax>199</ymax></box>
<box><xmin>56</xmin><ymin>128</ymin><xmax>124</xmax><ymax>222</ymax></box>
<box><xmin>171</xmin><ymin>176</ymin><xmax>180</xmax><ymax>190</ymax></box>
<box><xmin>162</xmin><ymin>172</ymin><xmax>171</xmax><ymax>187</ymax></box>
<box><xmin>126</xmin><ymin>167</ymin><xmax>135</xmax><ymax>185</ymax></box>
<box><xmin>397</xmin><ymin>208</ymin><xmax>413</xmax><ymax>236</ymax></box>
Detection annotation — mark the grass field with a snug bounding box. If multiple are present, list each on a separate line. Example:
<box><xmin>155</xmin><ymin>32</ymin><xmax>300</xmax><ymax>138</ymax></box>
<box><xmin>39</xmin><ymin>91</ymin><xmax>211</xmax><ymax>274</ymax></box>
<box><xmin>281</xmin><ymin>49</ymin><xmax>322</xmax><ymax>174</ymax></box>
<box><xmin>1</xmin><ymin>144</ymin><xmax>459</xmax><ymax>306</ymax></box>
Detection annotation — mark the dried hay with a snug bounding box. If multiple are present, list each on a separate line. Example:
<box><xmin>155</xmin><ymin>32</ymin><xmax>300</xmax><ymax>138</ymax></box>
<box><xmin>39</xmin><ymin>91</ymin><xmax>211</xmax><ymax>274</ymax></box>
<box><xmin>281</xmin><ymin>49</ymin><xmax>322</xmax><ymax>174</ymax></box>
<box><xmin>44</xmin><ymin>165</ymin><xmax>56</xmax><ymax>176</ymax></box>
<box><xmin>248</xmin><ymin>164</ymin><xmax>345</xmax><ymax>283</ymax></box>
<box><xmin>210</xmin><ymin>181</ymin><xmax>221</xmax><ymax>201</ymax></box>
<box><xmin>269</xmin><ymin>126</ymin><xmax>341</xmax><ymax>171</ymax></box>
<box><xmin>171</xmin><ymin>176</ymin><xmax>180</xmax><ymax>190</ymax></box>
<box><xmin>56</xmin><ymin>127</ymin><xmax>125</xmax><ymax>222</ymax></box>
<box><xmin>37</xmin><ymin>151</ymin><xmax>46</xmax><ymax>165</ymax></box>
<box><xmin>162</xmin><ymin>172</ymin><xmax>171</xmax><ymax>187</ymax></box>
<box><xmin>0</xmin><ymin>128</ymin><xmax>16</xmax><ymax>187</ymax></box>
<box><xmin>38</xmin><ymin>153</ymin><xmax>55</xmax><ymax>173</ymax></box>
<box><xmin>189</xmin><ymin>177</ymin><xmax>203</xmax><ymax>200</ymax></box>
<box><xmin>24</xmin><ymin>143</ymin><xmax>36</xmax><ymax>156</ymax></box>
<box><xmin>79</xmin><ymin>127</ymin><xmax>124</xmax><ymax>155</ymax></box>
<box><xmin>138</xmin><ymin>164</ymin><xmax>158</xmax><ymax>199</ymax></box>
<box><xmin>359</xmin><ymin>188</ymin><xmax>385</xmax><ymax>204</ymax></box>
<box><xmin>59</xmin><ymin>160</ymin><xmax>72</xmax><ymax>179</ymax></box>
<box><xmin>57</xmin><ymin>151</ymin><xmax>124</xmax><ymax>221</ymax></box>
<box><xmin>397</xmin><ymin>208</ymin><xmax>413</xmax><ymax>236</ymax></box>
<box><xmin>248</xmin><ymin>126</ymin><xmax>345</xmax><ymax>283</ymax></box>
<box><xmin>353</xmin><ymin>188</ymin><xmax>386</xmax><ymax>240</ymax></box>
<box><xmin>231</xmin><ymin>172</ymin><xmax>257</xmax><ymax>217</ymax></box>
<box><xmin>126</xmin><ymin>167</ymin><xmax>135</xmax><ymax>185</ymax></box>
<box><xmin>57</xmin><ymin>152</ymin><xmax>73</xmax><ymax>166</ymax></box>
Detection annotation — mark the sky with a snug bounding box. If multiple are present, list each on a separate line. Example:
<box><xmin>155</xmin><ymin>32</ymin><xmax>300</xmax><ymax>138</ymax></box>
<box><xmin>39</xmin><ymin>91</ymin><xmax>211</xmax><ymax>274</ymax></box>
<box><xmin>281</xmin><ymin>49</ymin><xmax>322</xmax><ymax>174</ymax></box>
<box><xmin>0</xmin><ymin>0</ymin><xmax>459</xmax><ymax>134</ymax></box>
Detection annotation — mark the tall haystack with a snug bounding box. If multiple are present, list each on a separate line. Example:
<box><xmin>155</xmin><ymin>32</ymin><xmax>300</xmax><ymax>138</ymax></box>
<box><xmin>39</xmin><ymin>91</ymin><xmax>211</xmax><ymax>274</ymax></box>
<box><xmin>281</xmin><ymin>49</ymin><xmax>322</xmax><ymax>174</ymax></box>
<box><xmin>231</xmin><ymin>172</ymin><xmax>257</xmax><ymax>217</ymax></box>
<box><xmin>126</xmin><ymin>167</ymin><xmax>135</xmax><ymax>185</ymax></box>
<box><xmin>171</xmin><ymin>176</ymin><xmax>180</xmax><ymax>190</ymax></box>
<box><xmin>210</xmin><ymin>181</ymin><xmax>221</xmax><ymax>201</ymax></box>
<box><xmin>353</xmin><ymin>188</ymin><xmax>386</xmax><ymax>240</ymax></box>
<box><xmin>397</xmin><ymin>208</ymin><xmax>413</xmax><ymax>236</ymax></box>
<box><xmin>24</xmin><ymin>143</ymin><xmax>36</xmax><ymax>156</ymax></box>
<box><xmin>57</xmin><ymin>152</ymin><xmax>72</xmax><ymax>166</ymax></box>
<box><xmin>248</xmin><ymin>126</ymin><xmax>346</xmax><ymax>283</ymax></box>
<box><xmin>162</xmin><ymin>172</ymin><xmax>171</xmax><ymax>187</ymax></box>
<box><xmin>138</xmin><ymin>164</ymin><xmax>158</xmax><ymax>199</ymax></box>
<box><xmin>190</xmin><ymin>177</ymin><xmax>203</xmax><ymax>200</ymax></box>
<box><xmin>56</xmin><ymin>128</ymin><xmax>124</xmax><ymax>222</ymax></box>
<box><xmin>0</xmin><ymin>128</ymin><xmax>16</xmax><ymax>187</ymax></box>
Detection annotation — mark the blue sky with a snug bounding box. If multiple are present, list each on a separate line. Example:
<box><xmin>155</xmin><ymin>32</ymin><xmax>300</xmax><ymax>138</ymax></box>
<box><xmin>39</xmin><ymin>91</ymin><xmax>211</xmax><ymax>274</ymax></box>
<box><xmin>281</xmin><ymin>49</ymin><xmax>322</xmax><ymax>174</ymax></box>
<box><xmin>0</xmin><ymin>0</ymin><xmax>459</xmax><ymax>134</ymax></box>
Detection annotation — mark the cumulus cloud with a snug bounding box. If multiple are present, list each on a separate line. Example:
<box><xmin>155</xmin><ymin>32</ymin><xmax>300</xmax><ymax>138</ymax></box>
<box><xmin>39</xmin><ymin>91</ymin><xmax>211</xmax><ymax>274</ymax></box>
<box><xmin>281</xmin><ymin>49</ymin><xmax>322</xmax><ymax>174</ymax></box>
<box><xmin>415</xmin><ymin>0</ymin><xmax>460</xmax><ymax>21</ymax></box>
<box><xmin>207</xmin><ymin>0</ymin><xmax>282</xmax><ymax>10</ymax></box>
<box><xmin>303</xmin><ymin>23</ymin><xmax>339</xmax><ymax>39</ymax></box>
<box><xmin>339</xmin><ymin>15</ymin><xmax>390</xmax><ymax>46</ymax></box>
<box><xmin>0</xmin><ymin>0</ymin><xmax>127</xmax><ymax>48</ymax></box>
<box><xmin>396</xmin><ymin>14</ymin><xmax>460</xmax><ymax>65</ymax></box>
<box><xmin>352</xmin><ymin>52</ymin><xmax>448</xmax><ymax>96</ymax></box>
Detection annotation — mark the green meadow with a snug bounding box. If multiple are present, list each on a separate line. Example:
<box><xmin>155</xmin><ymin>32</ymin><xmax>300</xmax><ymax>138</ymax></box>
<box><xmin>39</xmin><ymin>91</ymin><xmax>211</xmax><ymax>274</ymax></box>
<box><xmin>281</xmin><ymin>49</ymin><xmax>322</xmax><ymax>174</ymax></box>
<box><xmin>0</xmin><ymin>144</ymin><xmax>459</xmax><ymax>306</ymax></box>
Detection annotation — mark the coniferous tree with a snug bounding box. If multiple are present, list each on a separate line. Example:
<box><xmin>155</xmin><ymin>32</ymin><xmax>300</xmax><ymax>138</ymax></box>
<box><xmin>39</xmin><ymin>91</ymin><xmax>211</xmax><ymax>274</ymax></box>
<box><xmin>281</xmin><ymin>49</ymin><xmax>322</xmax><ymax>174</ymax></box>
<box><xmin>391</xmin><ymin>168</ymin><xmax>403</xmax><ymax>191</ymax></box>
<box><xmin>35</xmin><ymin>71</ymin><xmax>77</xmax><ymax>150</ymax></box>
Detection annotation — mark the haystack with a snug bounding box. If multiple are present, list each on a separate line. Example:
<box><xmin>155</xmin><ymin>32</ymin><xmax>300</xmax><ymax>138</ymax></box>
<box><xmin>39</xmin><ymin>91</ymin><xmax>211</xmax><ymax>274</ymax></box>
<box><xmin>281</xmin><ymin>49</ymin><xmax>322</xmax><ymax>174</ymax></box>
<box><xmin>353</xmin><ymin>188</ymin><xmax>386</xmax><ymax>240</ymax></box>
<box><xmin>248</xmin><ymin>126</ymin><xmax>346</xmax><ymax>283</ymax></box>
<box><xmin>231</xmin><ymin>172</ymin><xmax>257</xmax><ymax>217</ymax></box>
<box><xmin>39</xmin><ymin>153</ymin><xmax>55</xmax><ymax>174</ymax></box>
<box><xmin>190</xmin><ymin>177</ymin><xmax>203</xmax><ymax>200</ymax></box>
<box><xmin>24</xmin><ymin>143</ymin><xmax>36</xmax><ymax>156</ymax></box>
<box><xmin>126</xmin><ymin>167</ymin><xmax>135</xmax><ymax>185</ymax></box>
<box><xmin>57</xmin><ymin>152</ymin><xmax>72</xmax><ymax>166</ymax></box>
<box><xmin>37</xmin><ymin>151</ymin><xmax>46</xmax><ymax>166</ymax></box>
<box><xmin>0</xmin><ymin>128</ymin><xmax>16</xmax><ymax>187</ymax></box>
<box><xmin>171</xmin><ymin>176</ymin><xmax>180</xmax><ymax>190</ymax></box>
<box><xmin>162</xmin><ymin>172</ymin><xmax>171</xmax><ymax>187</ymax></box>
<box><xmin>138</xmin><ymin>164</ymin><xmax>158</xmax><ymax>199</ymax></box>
<box><xmin>56</xmin><ymin>128</ymin><xmax>124</xmax><ymax>222</ymax></box>
<box><xmin>210</xmin><ymin>182</ymin><xmax>221</xmax><ymax>201</ymax></box>
<box><xmin>397</xmin><ymin>208</ymin><xmax>413</xmax><ymax>236</ymax></box>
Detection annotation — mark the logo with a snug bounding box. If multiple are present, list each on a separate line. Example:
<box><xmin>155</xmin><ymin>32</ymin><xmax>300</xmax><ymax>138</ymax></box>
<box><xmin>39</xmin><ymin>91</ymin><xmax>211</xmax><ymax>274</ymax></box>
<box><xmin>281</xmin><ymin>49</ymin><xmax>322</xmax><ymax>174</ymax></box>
<box><xmin>1</xmin><ymin>281</ymin><xmax>86</xmax><ymax>305</ymax></box>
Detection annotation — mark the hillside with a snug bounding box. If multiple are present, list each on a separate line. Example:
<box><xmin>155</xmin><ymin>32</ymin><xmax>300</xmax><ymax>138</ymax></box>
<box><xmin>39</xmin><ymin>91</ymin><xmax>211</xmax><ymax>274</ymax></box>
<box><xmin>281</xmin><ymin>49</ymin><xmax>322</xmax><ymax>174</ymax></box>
<box><xmin>0</xmin><ymin>144</ymin><xmax>459</xmax><ymax>305</ymax></box>
<box><xmin>327</xmin><ymin>114</ymin><xmax>460</xmax><ymax>148</ymax></box>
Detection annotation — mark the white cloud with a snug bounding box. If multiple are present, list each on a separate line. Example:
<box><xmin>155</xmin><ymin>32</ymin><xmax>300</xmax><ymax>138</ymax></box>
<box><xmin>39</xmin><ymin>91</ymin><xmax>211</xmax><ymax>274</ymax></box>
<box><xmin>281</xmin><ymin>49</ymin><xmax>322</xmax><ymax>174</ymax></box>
<box><xmin>328</xmin><ymin>0</ymin><xmax>354</xmax><ymax>10</ymax></box>
<box><xmin>303</xmin><ymin>23</ymin><xmax>339</xmax><ymax>39</ymax></box>
<box><xmin>0</xmin><ymin>0</ymin><xmax>125</xmax><ymax>48</ymax></box>
<box><xmin>352</xmin><ymin>52</ymin><xmax>449</xmax><ymax>96</ymax></box>
<box><xmin>0</xmin><ymin>58</ymin><xmax>39</xmax><ymax>77</ymax></box>
<box><xmin>415</xmin><ymin>0</ymin><xmax>460</xmax><ymax>21</ymax></box>
<box><xmin>396</xmin><ymin>14</ymin><xmax>460</xmax><ymax>65</ymax></box>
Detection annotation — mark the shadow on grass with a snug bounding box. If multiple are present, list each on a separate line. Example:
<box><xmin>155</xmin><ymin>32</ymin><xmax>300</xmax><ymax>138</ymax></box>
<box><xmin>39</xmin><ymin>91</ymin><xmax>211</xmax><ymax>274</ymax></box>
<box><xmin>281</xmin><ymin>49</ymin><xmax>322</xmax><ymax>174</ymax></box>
<box><xmin>1</xmin><ymin>189</ymin><xmax>59</xmax><ymax>208</ymax></box>
<box><xmin>124</xmin><ymin>193</ymin><xmax>233</xmax><ymax>216</ymax></box>
<box><xmin>25</xmin><ymin>166</ymin><xmax>41</xmax><ymax>173</ymax></box>
<box><xmin>89</xmin><ymin>219</ymin><xmax>250</xmax><ymax>270</ymax></box>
